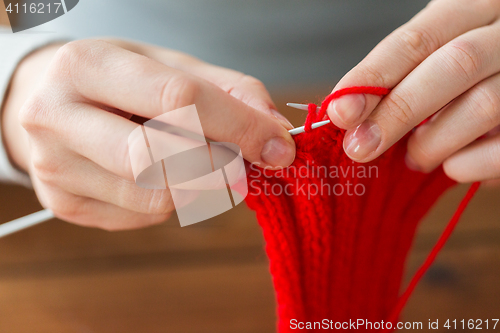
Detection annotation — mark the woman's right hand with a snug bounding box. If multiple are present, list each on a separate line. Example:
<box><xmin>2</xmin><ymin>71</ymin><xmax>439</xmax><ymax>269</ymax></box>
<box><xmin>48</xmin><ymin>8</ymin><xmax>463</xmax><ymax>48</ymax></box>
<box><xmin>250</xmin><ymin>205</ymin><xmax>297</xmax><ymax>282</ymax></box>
<box><xmin>2</xmin><ymin>39</ymin><xmax>295</xmax><ymax>230</ymax></box>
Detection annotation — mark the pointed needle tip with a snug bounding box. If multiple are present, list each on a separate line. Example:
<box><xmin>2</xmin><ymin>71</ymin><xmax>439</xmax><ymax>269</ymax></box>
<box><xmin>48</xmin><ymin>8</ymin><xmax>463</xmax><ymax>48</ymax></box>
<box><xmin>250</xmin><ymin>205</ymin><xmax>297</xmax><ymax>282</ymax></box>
<box><xmin>286</xmin><ymin>103</ymin><xmax>309</xmax><ymax>111</ymax></box>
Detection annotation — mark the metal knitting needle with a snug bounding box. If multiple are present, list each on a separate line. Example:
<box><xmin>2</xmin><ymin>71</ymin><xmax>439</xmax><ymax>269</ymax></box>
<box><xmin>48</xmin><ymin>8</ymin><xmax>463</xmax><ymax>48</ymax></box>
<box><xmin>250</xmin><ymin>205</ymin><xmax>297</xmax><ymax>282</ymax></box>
<box><xmin>288</xmin><ymin>120</ymin><xmax>331</xmax><ymax>135</ymax></box>
<box><xmin>0</xmin><ymin>102</ymin><xmax>327</xmax><ymax>238</ymax></box>
<box><xmin>0</xmin><ymin>209</ymin><xmax>54</xmax><ymax>238</ymax></box>
<box><xmin>287</xmin><ymin>103</ymin><xmax>331</xmax><ymax>135</ymax></box>
<box><xmin>286</xmin><ymin>103</ymin><xmax>315</xmax><ymax>111</ymax></box>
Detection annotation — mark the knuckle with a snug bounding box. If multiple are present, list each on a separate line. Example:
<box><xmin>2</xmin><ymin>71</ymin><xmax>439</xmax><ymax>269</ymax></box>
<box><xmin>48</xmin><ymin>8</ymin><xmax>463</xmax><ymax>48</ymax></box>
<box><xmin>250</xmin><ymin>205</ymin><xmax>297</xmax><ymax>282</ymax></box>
<box><xmin>145</xmin><ymin>190</ymin><xmax>174</xmax><ymax>215</ymax></box>
<box><xmin>442</xmin><ymin>39</ymin><xmax>483</xmax><ymax>82</ymax></box>
<box><xmin>228</xmin><ymin>75</ymin><xmax>273</xmax><ymax>111</ymax></box>
<box><xmin>395</xmin><ymin>27</ymin><xmax>440</xmax><ymax>61</ymax></box>
<box><xmin>240</xmin><ymin>75</ymin><xmax>266</xmax><ymax>90</ymax></box>
<box><xmin>408</xmin><ymin>135</ymin><xmax>434</xmax><ymax>168</ymax></box>
<box><xmin>355</xmin><ymin>65</ymin><xmax>390</xmax><ymax>88</ymax></box>
<box><xmin>49</xmin><ymin>40</ymin><xmax>108</xmax><ymax>80</ymax></box>
<box><xmin>116</xmin><ymin>138</ymin><xmax>135</xmax><ymax>181</ymax></box>
<box><xmin>50</xmin><ymin>41</ymin><xmax>86</xmax><ymax>75</ymax></box>
<box><xmin>383</xmin><ymin>91</ymin><xmax>416</xmax><ymax>127</ymax></box>
<box><xmin>469</xmin><ymin>86</ymin><xmax>500</xmax><ymax>125</ymax></box>
<box><xmin>233</xmin><ymin>113</ymin><xmax>260</xmax><ymax>155</ymax></box>
<box><xmin>157</xmin><ymin>74</ymin><xmax>200</xmax><ymax>112</ymax></box>
<box><xmin>238</xmin><ymin>75</ymin><xmax>270</xmax><ymax>99</ymax></box>
<box><xmin>55</xmin><ymin>40</ymin><xmax>107</xmax><ymax>64</ymax></box>
<box><xmin>51</xmin><ymin>41</ymin><xmax>80</xmax><ymax>71</ymax></box>
<box><xmin>31</xmin><ymin>153</ymin><xmax>61</xmax><ymax>184</ymax></box>
<box><xmin>211</xmin><ymin>70</ymin><xmax>244</xmax><ymax>93</ymax></box>
<box><xmin>18</xmin><ymin>94</ymin><xmax>49</xmax><ymax>131</ymax></box>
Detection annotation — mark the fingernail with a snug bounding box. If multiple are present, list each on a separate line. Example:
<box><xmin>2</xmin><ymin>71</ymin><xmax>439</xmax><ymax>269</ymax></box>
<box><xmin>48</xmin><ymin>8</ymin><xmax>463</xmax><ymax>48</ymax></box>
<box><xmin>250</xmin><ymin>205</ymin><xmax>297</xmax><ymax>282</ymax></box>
<box><xmin>331</xmin><ymin>94</ymin><xmax>366</xmax><ymax>126</ymax></box>
<box><xmin>405</xmin><ymin>154</ymin><xmax>421</xmax><ymax>172</ymax></box>
<box><xmin>344</xmin><ymin>120</ymin><xmax>381</xmax><ymax>161</ymax></box>
<box><xmin>261</xmin><ymin>137</ymin><xmax>295</xmax><ymax>168</ymax></box>
<box><xmin>271</xmin><ymin>109</ymin><xmax>294</xmax><ymax>130</ymax></box>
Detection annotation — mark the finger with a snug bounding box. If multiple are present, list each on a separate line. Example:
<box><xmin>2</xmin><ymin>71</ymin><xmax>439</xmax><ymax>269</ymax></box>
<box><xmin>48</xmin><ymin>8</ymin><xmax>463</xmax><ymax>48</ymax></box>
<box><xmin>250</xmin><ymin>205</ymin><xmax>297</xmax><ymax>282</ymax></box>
<box><xmin>407</xmin><ymin>72</ymin><xmax>500</xmax><ymax>172</ymax></box>
<box><xmin>219</xmin><ymin>73</ymin><xmax>293</xmax><ymax>129</ymax></box>
<box><xmin>102</xmin><ymin>40</ymin><xmax>292</xmax><ymax>128</ymax></box>
<box><xmin>31</xmin><ymin>175</ymin><xmax>170</xmax><ymax>231</ymax></box>
<box><xmin>24</xmin><ymin>100</ymin><xmax>247</xmax><ymax>199</ymax></box>
<box><xmin>327</xmin><ymin>0</ymin><xmax>500</xmax><ymax>129</ymax></box>
<box><xmin>33</xmin><ymin>151</ymin><xmax>178</xmax><ymax>215</ymax></box>
<box><xmin>171</xmin><ymin>65</ymin><xmax>293</xmax><ymax>128</ymax></box>
<box><xmin>344</xmin><ymin>22</ymin><xmax>500</xmax><ymax>162</ymax></box>
<box><xmin>443</xmin><ymin>133</ymin><xmax>500</xmax><ymax>183</ymax></box>
<box><xmin>49</xmin><ymin>40</ymin><xmax>295</xmax><ymax>168</ymax></box>
<box><xmin>164</xmin><ymin>60</ymin><xmax>293</xmax><ymax>128</ymax></box>
<box><xmin>482</xmin><ymin>178</ymin><xmax>500</xmax><ymax>187</ymax></box>
<box><xmin>21</xmin><ymin>101</ymin><xmax>139</xmax><ymax>181</ymax></box>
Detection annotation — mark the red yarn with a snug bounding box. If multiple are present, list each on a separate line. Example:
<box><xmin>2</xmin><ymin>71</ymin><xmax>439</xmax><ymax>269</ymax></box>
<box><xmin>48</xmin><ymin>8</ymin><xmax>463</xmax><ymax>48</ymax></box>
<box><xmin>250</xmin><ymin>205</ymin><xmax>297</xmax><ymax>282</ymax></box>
<box><xmin>245</xmin><ymin>87</ymin><xmax>479</xmax><ymax>332</ymax></box>
<box><xmin>304</xmin><ymin>86</ymin><xmax>391</xmax><ymax>132</ymax></box>
<box><xmin>387</xmin><ymin>181</ymin><xmax>481</xmax><ymax>325</ymax></box>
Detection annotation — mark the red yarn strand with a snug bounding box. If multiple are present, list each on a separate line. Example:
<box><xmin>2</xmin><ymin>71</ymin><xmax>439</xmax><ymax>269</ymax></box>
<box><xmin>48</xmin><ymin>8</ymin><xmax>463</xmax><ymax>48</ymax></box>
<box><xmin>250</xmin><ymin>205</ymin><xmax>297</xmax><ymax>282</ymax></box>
<box><xmin>304</xmin><ymin>86</ymin><xmax>391</xmax><ymax>132</ymax></box>
<box><xmin>305</xmin><ymin>103</ymin><xmax>318</xmax><ymax>132</ymax></box>
<box><xmin>387</xmin><ymin>181</ymin><xmax>481</xmax><ymax>325</ymax></box>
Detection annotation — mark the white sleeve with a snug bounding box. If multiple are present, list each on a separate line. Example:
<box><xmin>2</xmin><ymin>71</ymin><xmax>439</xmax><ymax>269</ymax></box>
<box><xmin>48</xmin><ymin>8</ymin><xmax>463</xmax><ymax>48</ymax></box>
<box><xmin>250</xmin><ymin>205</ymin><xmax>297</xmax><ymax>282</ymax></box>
<box><xmin>0</xmin><ymin>28</ymin><xmax>68</xmax><ymax>187</ymax></box>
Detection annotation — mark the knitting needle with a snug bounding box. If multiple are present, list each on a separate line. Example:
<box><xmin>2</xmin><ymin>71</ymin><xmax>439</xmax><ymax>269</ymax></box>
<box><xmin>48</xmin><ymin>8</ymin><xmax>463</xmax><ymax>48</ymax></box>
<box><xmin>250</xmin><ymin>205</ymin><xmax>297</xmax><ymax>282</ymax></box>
<box><xmin>286</xmin><ymin>103</ymin><xmax>315</xmax><ymax>111</ymax></box>
<box><xmin>286</xmin><ymin>103</ymin><xmax>331</xmax><ymax>135</ymax></box>
<box><xmin>288</xmin><ymin>120</ymin><xmax>331</xmax><ymax>135</ymax></box>
<box><xmin>0</xmin><ymin>209</ymin><xmax>54</xmax><ymax>238</ymax></box>
<box><xmin>0</xmin><ymin>102</ymin><xmax>327</xmax><ymax>238</ymax></box>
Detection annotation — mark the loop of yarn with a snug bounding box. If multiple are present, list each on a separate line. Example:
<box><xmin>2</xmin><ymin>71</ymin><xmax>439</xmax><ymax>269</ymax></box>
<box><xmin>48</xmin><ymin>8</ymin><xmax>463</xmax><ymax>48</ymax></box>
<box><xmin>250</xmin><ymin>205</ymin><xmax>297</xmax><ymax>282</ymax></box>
<box><xmin>304</xmin><ymin>86</ymin><xmax>391</xmax><ymax>132</ymax></box>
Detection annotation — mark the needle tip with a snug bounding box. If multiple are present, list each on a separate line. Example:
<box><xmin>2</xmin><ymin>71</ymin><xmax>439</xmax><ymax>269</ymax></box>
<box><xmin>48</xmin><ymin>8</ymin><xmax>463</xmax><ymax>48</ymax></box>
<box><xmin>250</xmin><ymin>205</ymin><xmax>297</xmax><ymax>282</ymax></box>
<box><xmin>286</xmin><ymin>103</ymin><xmax>309</xmax><ymax>111</ymax></box>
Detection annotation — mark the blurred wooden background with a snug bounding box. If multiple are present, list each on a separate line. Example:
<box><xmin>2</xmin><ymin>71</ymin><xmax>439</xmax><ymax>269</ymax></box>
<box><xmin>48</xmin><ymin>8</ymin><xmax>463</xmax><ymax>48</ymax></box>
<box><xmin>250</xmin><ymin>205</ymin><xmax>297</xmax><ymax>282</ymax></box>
<box><xmin>0</xmin><ymin>89</ymin><xmax>499</xmax><ymax>333</ymax></box>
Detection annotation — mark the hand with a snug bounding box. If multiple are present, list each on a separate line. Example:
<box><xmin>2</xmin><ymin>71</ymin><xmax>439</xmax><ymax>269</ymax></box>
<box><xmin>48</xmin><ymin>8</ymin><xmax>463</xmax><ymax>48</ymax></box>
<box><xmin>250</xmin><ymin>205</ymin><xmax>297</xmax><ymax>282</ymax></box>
<box><xmin>326</xmin><ymin>0</ymin><xmax>500</xmax><ymax>183</ymax></box>
<box><xmin>2</xmin><ymin>39</ymin><xmax>295</xmax><ymax>230</ymax></box>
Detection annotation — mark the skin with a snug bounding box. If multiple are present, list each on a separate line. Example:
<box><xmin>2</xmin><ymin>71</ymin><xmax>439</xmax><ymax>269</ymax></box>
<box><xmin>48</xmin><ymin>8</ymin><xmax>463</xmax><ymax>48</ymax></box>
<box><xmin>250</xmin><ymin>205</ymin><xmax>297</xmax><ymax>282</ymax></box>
<box><xmin>4</xmin><ymin>0</ymin><xmax>500</xmax><ymax>230</ymax></box>
<box><xmin>2</xmin><ymin>39</ymin><xmax>295</xmax><ymax>230</ymax></box>
<box><xmin>327</xmin><ymin>0</ymin><xmax>500</xmax><ymax>184</ymax></box>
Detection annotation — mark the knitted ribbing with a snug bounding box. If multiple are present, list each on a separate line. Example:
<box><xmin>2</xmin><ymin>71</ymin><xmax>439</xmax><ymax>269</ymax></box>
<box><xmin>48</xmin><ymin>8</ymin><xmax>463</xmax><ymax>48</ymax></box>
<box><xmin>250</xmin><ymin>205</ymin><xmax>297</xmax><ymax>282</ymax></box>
<box><xmin>245</xmin><ymin>122</ymin><xmax>457</xmax><ymax>332</ymax></box>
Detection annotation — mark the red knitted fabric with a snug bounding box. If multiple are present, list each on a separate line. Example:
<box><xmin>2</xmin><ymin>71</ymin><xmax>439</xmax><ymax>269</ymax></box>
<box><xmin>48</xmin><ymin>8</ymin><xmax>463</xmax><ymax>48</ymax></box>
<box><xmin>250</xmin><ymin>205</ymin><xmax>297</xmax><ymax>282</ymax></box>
<box><xmin>245</xmin><ymin>88</ymin><xmax>477</xmax><ymax>332</ymax></box>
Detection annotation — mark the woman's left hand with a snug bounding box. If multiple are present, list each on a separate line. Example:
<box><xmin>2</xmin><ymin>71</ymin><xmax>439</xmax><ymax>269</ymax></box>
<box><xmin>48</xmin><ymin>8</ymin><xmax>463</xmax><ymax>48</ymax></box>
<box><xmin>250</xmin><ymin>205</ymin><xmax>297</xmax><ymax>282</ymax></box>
<box><xmin>326</xmin><ymin>0</ymin><xmax>500</xmax><ymax>183</ymax></box>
